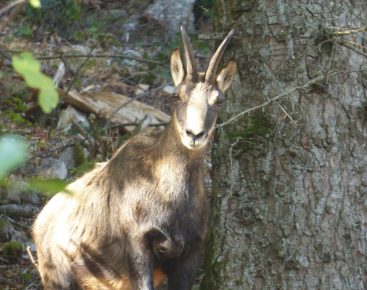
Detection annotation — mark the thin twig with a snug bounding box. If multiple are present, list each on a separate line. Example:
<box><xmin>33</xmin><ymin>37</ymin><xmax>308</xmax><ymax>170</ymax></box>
<box><xmin>26</xmin><ymin>245</ymin><xmax>38</xmax><ymax>269</ymax></box>
<box><xmin>338</xmin><ymin>41</ymin><xmax>367</xmax><ymax>58</ymax></box>
<box><xmin>326</xmin><ymin>26</ymin><xmax>367</xmax><ymax>36</ymax></box>
<box><xmin>115</xmin><ymin>122</ymin><xmax>166</xmax><ymax>128</ymax></box>
<box><xmin>277</xmin><ymin>103</ymin><xmax>296</xmax><ymax>123</ymax></box>
<box><xmin>0</xmin><ymin>0</ymin><xmax>26</xmax><ymax>17</ymax></box>
<box><xmin>63</xmin><ymin>43</ymin><xmax>99</xmax><ymax>98</ymax></box>
<box><xmin>71</xmin><ymin>119</ymin><xmax>95</xmax><ymax>146</ymax></box>
<box><xmin>32</xmin><ymin>142</ymin><xmax>75</xmax><ymax>159</ymax></box>
<box><xmin>34</xmin><ymin>53</ymin><xmax>166</xmax><ymax>66</ymax></box>
<box><xmin>216</xmin><ymin>74</ymin><xmax>327</xmax><ymax>129</ymax></box>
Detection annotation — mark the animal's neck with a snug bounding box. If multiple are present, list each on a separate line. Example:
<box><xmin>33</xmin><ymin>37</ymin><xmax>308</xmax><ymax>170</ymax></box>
<box><xmin>152</xmin><ymin>117</ymin><xmax>205</xmax><ymax>200</ymax></box>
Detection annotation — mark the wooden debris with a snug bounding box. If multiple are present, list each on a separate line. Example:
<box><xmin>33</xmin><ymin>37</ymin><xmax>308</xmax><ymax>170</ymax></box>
<box><xmin>62</xmin><ymin>90</ymin><xmax>170</xmax><ymax>131</ymax></box>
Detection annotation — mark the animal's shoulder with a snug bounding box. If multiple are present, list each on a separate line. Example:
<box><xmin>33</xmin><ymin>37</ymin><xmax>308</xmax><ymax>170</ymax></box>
<box><xmin>111</xmin><ymin>134</ymin><xmax>159</xmax><ymax>165</ymax></box>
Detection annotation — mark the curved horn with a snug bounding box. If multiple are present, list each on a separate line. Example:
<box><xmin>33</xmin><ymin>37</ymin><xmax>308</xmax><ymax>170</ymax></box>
<box><xmin>181</xmin><ymin>26</ymin><xmax>198</xmax><ymax>82</ymax></box>
<box><xmin>205</xmin><ymin>29</ymin><xmax>235</xmax><ymax>83</ymax></box>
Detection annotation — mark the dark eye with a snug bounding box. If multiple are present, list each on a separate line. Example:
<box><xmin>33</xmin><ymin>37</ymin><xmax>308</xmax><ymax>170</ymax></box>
<box><xmin>215</xmin><ymin>97</ymin><xmax>224</xmax><ymax>106</ymax></box>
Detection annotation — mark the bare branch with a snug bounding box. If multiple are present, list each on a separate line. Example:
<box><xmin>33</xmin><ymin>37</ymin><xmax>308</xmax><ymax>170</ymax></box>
<box><xmin>63</xmin><ymin>43</ymin><xmax>99</xmax><ymax>98</ymax></box>
<box><xmin>277</xmin><ymin>103</ymin><xmax>296</xmax><ymax>124</ymax></box>
<box><xmin>0</xmin><ymin>0</ymin><xmax>26</xmax><ymax>17</ymax></box>
<box><xmin>338</xmin><ymin>41</ymin><xmax>367</xmax><ymax>58</ymax></box>
<box><xmin>2</xmin><ymin>51</ymin><xmax>166</xmax><ymax>66</ymax></box>
<box><xmin>34</xmin><ymin>53</ymin><xmax>166</xmax><ymax>66</ymax></box>
<box><xmin>326</xmin><ymin>26</ymin><xmax>367</xmax><ymax>36</ymax></box>
<box><xmin>216</xmin><ymin>74</ymin><xmax>326</xmax><ymax>129</ymax></box>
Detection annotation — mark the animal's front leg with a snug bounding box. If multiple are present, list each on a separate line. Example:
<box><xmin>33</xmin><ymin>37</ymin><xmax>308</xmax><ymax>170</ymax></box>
<box><xmin>127</xmin><ymin>234</ymin><xmax>155</xmax><ymax>290</ymax></box>
<box><xmin>166</xmin><ymin>240</ymin><xmax>203</xmax><ymax>290</ymax></box>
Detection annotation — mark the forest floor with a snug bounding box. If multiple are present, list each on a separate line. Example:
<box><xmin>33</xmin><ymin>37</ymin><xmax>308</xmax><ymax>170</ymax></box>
<box><xmin>0</xmin><ymin>1</ymin><xmax>212</xmax><ymax>289</ymax></box>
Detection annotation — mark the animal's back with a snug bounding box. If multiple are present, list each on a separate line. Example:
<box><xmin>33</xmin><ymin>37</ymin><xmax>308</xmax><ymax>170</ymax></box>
<box><xmin>32</xmin><ymin>163</ymin><xmax>111</xmax><ymax>289</ymax></box>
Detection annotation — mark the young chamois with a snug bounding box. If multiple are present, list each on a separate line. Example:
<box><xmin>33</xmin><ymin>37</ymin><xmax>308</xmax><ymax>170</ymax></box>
<box><xmin>32</xmin><ymin>27</ymin><xmax>236</xmax><ymax>290</ymax></box>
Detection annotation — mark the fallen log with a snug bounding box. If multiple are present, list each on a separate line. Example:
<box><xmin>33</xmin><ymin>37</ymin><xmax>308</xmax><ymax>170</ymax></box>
<box><xmin>62</xmin><ymin>90</ymin><xmax>170</xmax><ymax>132</ymax></box>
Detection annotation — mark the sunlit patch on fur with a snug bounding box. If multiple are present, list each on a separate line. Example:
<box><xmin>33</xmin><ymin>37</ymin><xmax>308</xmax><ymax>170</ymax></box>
<box><xmin>76</xmin><ymin>267</ymin><xmax>166</xmax><ymax>290</ymax></box>
<box><xmin>154</xmin><ymin>155</ymin><xmax>186</xmax><ymax>200</ymax></box>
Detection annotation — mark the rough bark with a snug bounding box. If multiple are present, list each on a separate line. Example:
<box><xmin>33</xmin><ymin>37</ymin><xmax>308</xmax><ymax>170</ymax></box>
<box><xmin>202</xmin><ymin>1</ymin><xmax>367</xmax><ymax>289</ymax></box>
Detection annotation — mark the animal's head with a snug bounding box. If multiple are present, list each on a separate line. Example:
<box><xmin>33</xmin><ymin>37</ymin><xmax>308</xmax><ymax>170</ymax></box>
<box><xmin>171</xmin><ymin>27</ymin><xmax>236</xmax><ymax>151</ymax></box>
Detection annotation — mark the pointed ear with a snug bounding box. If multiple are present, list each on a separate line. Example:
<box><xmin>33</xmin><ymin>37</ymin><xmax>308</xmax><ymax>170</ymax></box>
<box><xmin>216</xmin><ymin>60</ymin><xmax>237</xmax><ymax>92</ymax></box>
<box><xmin>170</xmin><ymin>48</ymin><xmax>185</xmax><ymax>86</ymax></box>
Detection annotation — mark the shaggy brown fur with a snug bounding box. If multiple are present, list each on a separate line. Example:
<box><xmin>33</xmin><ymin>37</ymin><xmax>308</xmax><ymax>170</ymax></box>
<box><xmin>32</xmin><ymin>28</ymin><xmax>236</xmax><ymax>290</ymax></box>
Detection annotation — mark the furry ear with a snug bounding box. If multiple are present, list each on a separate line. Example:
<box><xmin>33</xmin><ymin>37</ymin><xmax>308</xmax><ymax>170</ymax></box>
<box><xmin>216</xmin><ymin>60</ymin><xmax>237</xmax><ymax>92</ymax></box>
<box><xmin>170</xmin><ymin>48</ymin><xmax>185</xmax><ymax>86</ymax></box>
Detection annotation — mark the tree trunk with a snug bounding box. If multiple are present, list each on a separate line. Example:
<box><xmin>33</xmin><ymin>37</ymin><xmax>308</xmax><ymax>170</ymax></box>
<box><xmin>202</xmin><ymin>1</ymin><xmax>366</xmax><ymax>289</ymax></box>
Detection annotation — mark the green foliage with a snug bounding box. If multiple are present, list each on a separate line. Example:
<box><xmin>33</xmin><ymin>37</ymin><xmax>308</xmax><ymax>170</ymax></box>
<box><xmin>15</xmin><ymin>25</ymin><xmax>33</xmax><ymax>38</ymax></box>
<box><xmin>5</xmin><ymin>95</ymin><xmax>28</xmax><ymax>112</ymax></box>
<box><xmin>20</xmin><ymin>271</ymin><xmax>33</xmax><ymax>282</ymax></box>
<box><xmin>74</xmin><ymin>142</ymin><xmax>85</xmax><ymax>166</ymax></box>
<box><xmin>192</xmin><ymin>38</ymin><xmax>212</xmax><ymax>55</ymax></box>
<box><xmin>200</xmin><ymin>227</ymin><xmax>223</xmax><ymax>290</ymax></box>
<box><xmin>0</xmin><ymin>135</ymin><xmax>28</xmax><ymax>179</ymax></box>
<box><xmin>4</xmin><ymin>111</ymin><xmax>29</xmax><ymax>126</ymax></box>
<box><xmin>12</xmin><ymin>52</ymin><xmax>59</xmax><ymax>113</ymax></box>
<box><xmin>3</xmin><ymin>96</ymin><xmax>32</xmax><ymax>126</ymax></box>
<box><xmin>29</xmin><ymin>0</ymin><xmax>41</xmax><ymax>8</ymax></box>
<box><xmin>71</xmin><ymin>11</ymin><xmax>124</xmax><ymax>44</ymax></box>
<box><xmin>1</xmin><ymin>241</ymin><xmax>23</xmax><ymax>256</ymax></box>
<box><xmin>225</xmin><ymin>113</ymin><xmax>272</xmax><ymax>152</ymax></box>
<box><xmin>0</xmin><ymin>219</ymin><xmax>8</xmax><ymax>232</ymax></box>
<box><xmin>28</xmin><ymin>178</ymin><xmax>69</xmax><ymax>195</ymax></box>
<box><xmin>62</xmin><ymin>0</ymin><xmax>81</xmax><ymax>22</ymax></box>
<box><xmin>226</xmin><ymin>113</ymin><xmax>270</xmax><ymax>141</ymax></box>
<box><xmin>23</xmin><ymin>0</ymin><xmax>81</xmax><ymax>36</ymax></box>
<box><xmin>0</xmin><ymin>177</ymin><xmax>69</xmax><ymax>197</ymax></box>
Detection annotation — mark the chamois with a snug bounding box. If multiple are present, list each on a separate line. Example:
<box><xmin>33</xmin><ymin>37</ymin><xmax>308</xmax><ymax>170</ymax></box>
<box><xmin>32</xmin><ymin>27</ymin><xmax>236</xmax><ymax>290</ymax></box>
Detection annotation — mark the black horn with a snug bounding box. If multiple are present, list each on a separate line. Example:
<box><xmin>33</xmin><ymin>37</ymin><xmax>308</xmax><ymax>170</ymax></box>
<box><xmin>181</xmin><ymin>26</ymin><xmax>198</xmax><ymax>82</ymax></box>
<box><xmin>205</xmin><ymin>29</ymin><xmax>235</xmax><ymax>83</ymax></box>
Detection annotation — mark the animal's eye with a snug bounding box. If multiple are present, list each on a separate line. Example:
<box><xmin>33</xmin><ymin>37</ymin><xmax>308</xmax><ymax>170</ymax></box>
<box><xmin>215</xmin><ymin>97</ymin><xmax>224</xmax><ymax>106</ymax></box>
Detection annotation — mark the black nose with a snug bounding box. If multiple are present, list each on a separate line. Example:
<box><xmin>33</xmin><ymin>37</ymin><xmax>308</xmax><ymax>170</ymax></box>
<box><xmin>186</xmin><ymin>130</ymin><xmax>205</xmax><ymax>141</ymax></box>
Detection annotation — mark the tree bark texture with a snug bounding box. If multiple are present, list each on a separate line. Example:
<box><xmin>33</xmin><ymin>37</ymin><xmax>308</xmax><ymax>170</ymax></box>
<box><xmin>202</xmin><ymin>1</ymin><xmax>366</xmax><ymax>289</ymax></box>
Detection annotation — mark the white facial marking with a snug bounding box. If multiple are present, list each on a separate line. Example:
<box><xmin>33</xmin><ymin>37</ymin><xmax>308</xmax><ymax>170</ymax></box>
<box><xmin>177</xmin><ymin>83</ymin><xmax>215</xmax><ymax>150</ymax></box>
<box><xmin>186</xmin><ymin>83</ymin><xmax>208</xmax><ymax>135</ymax></box>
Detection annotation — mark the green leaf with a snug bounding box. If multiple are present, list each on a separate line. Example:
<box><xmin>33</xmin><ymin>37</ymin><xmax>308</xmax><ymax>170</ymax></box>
<box><xmin>0</xmin><ymin>135</ymin><xmax>28</xmax><ymax>178</ymax></box>
<box><xmin>38</xmin><ymin>76</ymin><xmax>59</xmax><ymax>113</ymax></box>
<box><xmin>12</xmin><ymin>52</ymin><xmax>59</xmax><ymax>113</ymax></box>
<box><xmin>28</xmin><ymin>179</ymin><xmax>69</xmax><ymax>195</ymax></box>
<box><xmin>29</xmin><ymin>0</ymin><xmax>41</xmax><ymax>8</ymax></box>
<box><xmin>12</xmin><ymin>52</ymin><xmax>40</xmax><ymax>75</ymax></box>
